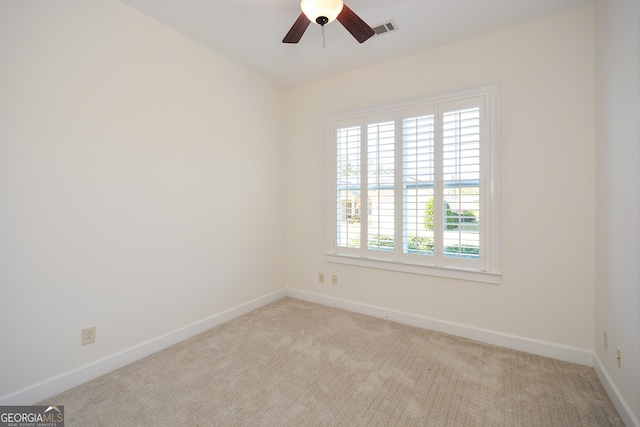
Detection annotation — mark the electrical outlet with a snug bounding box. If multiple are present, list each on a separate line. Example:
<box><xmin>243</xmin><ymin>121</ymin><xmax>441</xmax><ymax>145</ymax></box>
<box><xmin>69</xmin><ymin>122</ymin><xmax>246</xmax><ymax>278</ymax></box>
<box><xmin>603</xmin><ymin>331</ymin><xmax>608</xmax><ymax>351</ymax></box>
<box><xmin>82</xmin><ymin>326</ymin><xmax>96</xmax><ymax>346</ymax></box>
<box><xmin>616</xmin><ymin>348</ymin><xmax>622</xmax><ymax>368</ymax></box>
<box><xmin>318</xmin><ymin>273</ymin><xmax>325</xmax><ymax>284</ymax></box>
<box><xmin>331</xmin><ymin>275</ymin><xmax>338</xmax><ymax>285</ymax></box>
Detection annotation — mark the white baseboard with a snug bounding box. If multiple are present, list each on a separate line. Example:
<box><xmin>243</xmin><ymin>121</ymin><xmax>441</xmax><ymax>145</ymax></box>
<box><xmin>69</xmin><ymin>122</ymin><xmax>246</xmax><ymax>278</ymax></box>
<box><xmin>593</xmin><ymin>353</ymin><xmax>640</xmax><ymax>427</ymax></box>
<box><xmin>286</xmin><ymin>289</ymin><xmax>593</xmax><ymax>366</ymax></box>
<box><xmin>0</xmin><ymin>288</ymin><xmax>287</xmax><ymax>406</ymax></box>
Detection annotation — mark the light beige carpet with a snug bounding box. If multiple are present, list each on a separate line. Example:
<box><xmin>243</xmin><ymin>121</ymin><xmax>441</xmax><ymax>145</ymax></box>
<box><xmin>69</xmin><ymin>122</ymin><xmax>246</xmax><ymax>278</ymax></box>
<box><xmin>41</xmin><ymin>298</ymin><xmax>623</xmax><ymax>426</ymax></box>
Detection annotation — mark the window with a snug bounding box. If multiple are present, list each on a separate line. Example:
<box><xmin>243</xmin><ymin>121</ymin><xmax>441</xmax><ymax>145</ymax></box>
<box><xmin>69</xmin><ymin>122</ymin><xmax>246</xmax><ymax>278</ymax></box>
<box><xmin>326</xmin><ymin>84</ymin><xmax>500</xmax><ymax>283</ymax></box>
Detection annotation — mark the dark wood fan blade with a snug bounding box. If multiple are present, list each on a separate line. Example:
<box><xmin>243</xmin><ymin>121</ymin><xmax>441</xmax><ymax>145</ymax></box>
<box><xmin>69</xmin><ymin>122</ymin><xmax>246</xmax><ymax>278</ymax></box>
<box><xmin>282</xmin><ymin>12</ymin><xmax>311</xmax><ymax>43</ymax></box>
<box><xmin>336</xmin><ymin>4</ymin><xmax>375</xmax><ymax>43</ymax></box>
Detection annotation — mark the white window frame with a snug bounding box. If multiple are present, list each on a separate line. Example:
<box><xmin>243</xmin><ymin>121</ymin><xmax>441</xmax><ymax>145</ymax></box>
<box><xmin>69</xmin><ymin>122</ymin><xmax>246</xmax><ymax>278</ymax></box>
<box><xmin>325</xmin><ymin>84</ymin><xmax>500</xmax><ymax>284</ymax></box>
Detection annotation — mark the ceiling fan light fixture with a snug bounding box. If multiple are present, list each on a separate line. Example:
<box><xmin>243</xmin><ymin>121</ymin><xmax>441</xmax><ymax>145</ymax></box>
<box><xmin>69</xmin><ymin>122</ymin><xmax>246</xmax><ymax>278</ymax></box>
<box><xmin>301</xmin><ymin>0</ymin><xmax>344</xmax><ymax>26</ymax></box>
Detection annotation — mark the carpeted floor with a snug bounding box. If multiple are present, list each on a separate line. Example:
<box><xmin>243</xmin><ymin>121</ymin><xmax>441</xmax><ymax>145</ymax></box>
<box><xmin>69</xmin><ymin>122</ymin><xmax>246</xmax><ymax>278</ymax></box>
<box><xmin>41</xmin><ymin>298</ymin><xmax>623</xmax><ymax>426</ymax></box>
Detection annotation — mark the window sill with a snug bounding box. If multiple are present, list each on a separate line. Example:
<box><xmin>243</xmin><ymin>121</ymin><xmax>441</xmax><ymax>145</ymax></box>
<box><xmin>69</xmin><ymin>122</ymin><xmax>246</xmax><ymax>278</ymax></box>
<box><xmin>325</xmin><ymin>253</ymin><xmax>500</xmax><ymax>284</ymax></box>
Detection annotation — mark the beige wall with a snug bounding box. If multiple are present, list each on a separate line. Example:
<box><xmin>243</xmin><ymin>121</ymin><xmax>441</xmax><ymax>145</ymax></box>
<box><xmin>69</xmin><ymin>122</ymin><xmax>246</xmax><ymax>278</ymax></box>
<box><xmin>285</xmin><ymin>7</ymin><xmax>596</xmax><ymax>349</ymax></box>
<box><xmin>0</xmin><ymin>1</ymin><xmax>286</xmax><ymax>398</ymax></box>
<box><xmin>595</xmin><ymin>0</ymin><xmax>640</xmax><ymax>423</ymax></box>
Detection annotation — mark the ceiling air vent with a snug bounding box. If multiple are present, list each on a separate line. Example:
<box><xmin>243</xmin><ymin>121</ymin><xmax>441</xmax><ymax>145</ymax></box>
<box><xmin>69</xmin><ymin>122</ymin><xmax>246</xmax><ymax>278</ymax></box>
<box><xmin>372</xmin><ymin>20</ymin><xmax>398</xmax><ymax>36</ymax></box>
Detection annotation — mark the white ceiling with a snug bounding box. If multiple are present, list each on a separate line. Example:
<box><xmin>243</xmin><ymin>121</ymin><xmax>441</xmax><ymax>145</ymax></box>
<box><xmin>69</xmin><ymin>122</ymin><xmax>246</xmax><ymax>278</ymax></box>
<box><xmin>118</xmin><ymin>0</ymin><xmax>594</xmax><ymax>88</ymax></box>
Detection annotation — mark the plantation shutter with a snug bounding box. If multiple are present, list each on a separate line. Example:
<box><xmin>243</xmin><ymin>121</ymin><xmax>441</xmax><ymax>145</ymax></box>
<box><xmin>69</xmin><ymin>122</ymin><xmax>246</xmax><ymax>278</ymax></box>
<box><xmin>366</xmin><ymin>121</ymin><xmax>395</xmax><ymax>252</ymax></box>
<box><xmin>441</xmin><ymin>98</ymin><xmax>482</xmax><ymax>262</ymax></box>
<box><xmin>329</xmin><ymin>85</ymin><xmax>497</xmax><ymax>281</ymax></box>
<box><xmin>402</xmin><ymin>114</ymin><xmax>436</xmax><ymax>256</ymax></box>
<box><xmin>336</xmin><ymin>125</ymin><xmax>362</xmax><ymax>249</ymax></box>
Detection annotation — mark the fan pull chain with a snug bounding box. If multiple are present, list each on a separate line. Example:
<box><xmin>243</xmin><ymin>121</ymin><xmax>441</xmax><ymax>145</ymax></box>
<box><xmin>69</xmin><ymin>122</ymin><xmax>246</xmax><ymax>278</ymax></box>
<box><xmin>322</xmin><ymin>25</ymin><xmax>325</xmax><ymax>49</ymax></box>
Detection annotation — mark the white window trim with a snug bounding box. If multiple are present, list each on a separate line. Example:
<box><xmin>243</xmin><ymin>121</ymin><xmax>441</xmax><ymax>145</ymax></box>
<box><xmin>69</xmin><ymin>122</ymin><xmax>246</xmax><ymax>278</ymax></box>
<box><xmin>325</xmin><ymin>83</ymin><xmax>501</xmax><ymax>284</ymax></box>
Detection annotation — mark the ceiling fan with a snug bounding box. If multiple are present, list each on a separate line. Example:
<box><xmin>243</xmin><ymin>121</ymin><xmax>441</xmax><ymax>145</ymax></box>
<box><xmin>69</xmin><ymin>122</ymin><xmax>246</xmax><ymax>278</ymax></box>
<box><xmin>282</xmin><ymin>0</ymin><xmax>375</xmax><ymax>44</ymax></box>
